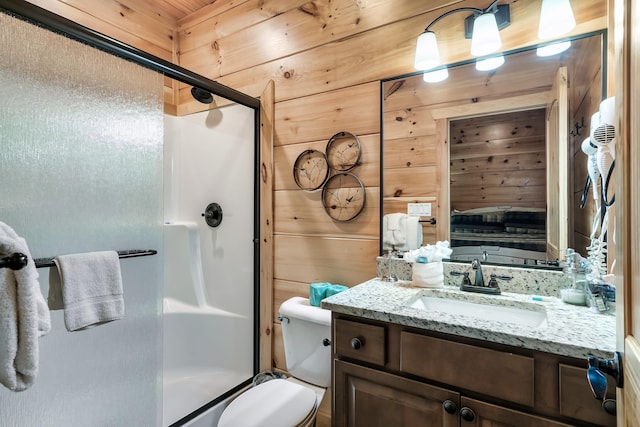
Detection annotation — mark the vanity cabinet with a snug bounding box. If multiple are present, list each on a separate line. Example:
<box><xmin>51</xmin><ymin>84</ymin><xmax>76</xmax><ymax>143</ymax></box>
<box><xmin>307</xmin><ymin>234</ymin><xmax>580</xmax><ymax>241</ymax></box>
<box><xmin>334</xmin><ymin>360</ymin><xmax>459</xmax><ymax>426</ymax></box>
<box><xmin>332</xmin><ymin>315</ymin><xmax>615</xmax><ymax>427</ymax></box>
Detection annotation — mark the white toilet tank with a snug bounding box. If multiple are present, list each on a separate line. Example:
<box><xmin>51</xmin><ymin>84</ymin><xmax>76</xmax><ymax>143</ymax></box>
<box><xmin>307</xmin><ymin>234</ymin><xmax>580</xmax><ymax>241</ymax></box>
<box><xmin>279</xmin><ymin>297</ymin><xmax>332</xmax><ymax>388</ymax></box>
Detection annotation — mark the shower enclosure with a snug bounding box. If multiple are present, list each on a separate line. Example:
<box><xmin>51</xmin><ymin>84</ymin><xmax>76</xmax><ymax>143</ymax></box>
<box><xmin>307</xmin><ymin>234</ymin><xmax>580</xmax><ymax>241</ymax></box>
<box><xmin>163</xmin><ymin>103</ymin><xmax>257</xmax><ymax>426</ymax></box>
<box><xmin>0</xmin><ymin>2</ymin><xmax>261</xmax><ymax>426</ymax></box>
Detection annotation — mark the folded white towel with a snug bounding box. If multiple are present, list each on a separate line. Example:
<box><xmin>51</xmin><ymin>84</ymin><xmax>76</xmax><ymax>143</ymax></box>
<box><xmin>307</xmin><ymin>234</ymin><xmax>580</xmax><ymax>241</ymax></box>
<box><xmin>0</xmin><ymin>221</ymin><xmax>51</xmax><ymax>392</ymax></box>
<box><xmin>48</xmin><ymin>251</ymin><xmax>124</xmax><ymax>332</ymax></box>
<box><xmin>383</xmin><ymin>213</ymin><xmax>423</xmax><ymax>252</ymax></box>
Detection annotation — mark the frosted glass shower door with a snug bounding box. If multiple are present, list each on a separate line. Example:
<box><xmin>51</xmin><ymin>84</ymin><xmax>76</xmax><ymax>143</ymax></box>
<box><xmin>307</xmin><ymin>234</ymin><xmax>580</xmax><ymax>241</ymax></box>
<box><xmin>0</xmin><ymin>11</ymin><xmax>163</xmax><ymax>427</ymax></box>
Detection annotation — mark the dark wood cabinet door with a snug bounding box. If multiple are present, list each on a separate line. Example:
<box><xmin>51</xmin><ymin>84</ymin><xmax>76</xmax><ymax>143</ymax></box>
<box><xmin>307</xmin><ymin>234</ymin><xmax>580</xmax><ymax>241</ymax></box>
<box><xmin>460</xmin><ymin>397</ymin><xmax>573</xmax><ymax>427</ymax></box>
<box><xmin>334</xmin><ymin>360</ymin><xmax>459</xmax><ymax>427</ymax></box>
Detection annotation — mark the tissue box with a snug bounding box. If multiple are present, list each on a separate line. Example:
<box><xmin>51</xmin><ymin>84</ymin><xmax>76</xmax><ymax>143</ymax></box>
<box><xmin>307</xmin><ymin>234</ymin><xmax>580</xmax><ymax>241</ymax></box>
<box><xmin>310</xmin><ymin>282</ymin><xmax>330</xmax><ymax>306</ymax></box>
<box><xmin>325</xmin><ymin>284</ymin><xmax>348</xmax><ymax>298</ymax></box>
<box><xmin>411</xmin><ymin>261</ymin><xmax>444</xmax><ymax>288</ymax></box>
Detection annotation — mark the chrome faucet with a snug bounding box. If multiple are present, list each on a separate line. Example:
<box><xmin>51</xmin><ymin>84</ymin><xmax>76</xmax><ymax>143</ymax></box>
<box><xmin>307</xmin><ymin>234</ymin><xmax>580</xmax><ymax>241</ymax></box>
<box><xmin>471</xmin><ymin>258</ymin><xmax>484</xmax><ymax>287</ymax></box>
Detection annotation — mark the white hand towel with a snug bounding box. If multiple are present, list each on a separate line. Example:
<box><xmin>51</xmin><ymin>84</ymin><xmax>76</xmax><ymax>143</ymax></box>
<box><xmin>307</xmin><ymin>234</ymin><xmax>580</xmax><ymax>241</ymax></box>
<box><xmin>404</xmin><ymin>216</ymin><xmax>423</xmax><ymax>251</ymax></box>
<box><xmin>48</xmin><ymin>251</ymin><xmax>124</xmax><ymax>332</ymax></box>
<box><xmin>0</xmin><ymin>221</ymin><xmax>51</xmax><ymax>392</ymax></box>
<box><xmin>383</xmin><ymin>213</ymin><xmax>407</xmax><ymax>250</ymax></box>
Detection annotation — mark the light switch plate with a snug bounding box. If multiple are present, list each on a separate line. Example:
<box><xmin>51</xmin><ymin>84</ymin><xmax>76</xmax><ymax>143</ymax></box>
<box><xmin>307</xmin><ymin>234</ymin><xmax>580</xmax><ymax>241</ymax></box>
<box><xmin>407</xmin><ymin>203</ymin><xmax>432</xmax><ymax>216</ymax></box>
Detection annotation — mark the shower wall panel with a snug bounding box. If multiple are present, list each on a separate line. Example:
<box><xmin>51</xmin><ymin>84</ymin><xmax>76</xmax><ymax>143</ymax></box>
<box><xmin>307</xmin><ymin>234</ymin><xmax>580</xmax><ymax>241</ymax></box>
<box><xmin>164</xmin><ymin>106</ymin><xmax>255</xmax><ymax>315</ymax></box>
<box><xmin>0</xmin><ymin>12</ymin><xmax>163</xmax><ymax>426</ymax></box>
<box><xmin>162</xmin><ymin>105</ymin><xmax>256</xmax><ymax>424</ymax></box>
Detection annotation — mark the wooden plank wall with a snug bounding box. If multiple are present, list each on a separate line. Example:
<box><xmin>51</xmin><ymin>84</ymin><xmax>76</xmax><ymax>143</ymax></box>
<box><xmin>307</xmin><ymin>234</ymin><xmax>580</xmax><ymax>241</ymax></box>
<box><xmin>27</xmin><ymin>1</ymin><xmax>609</xmax><ymax>425</ymax></box>
<box><xmin>449</xmin><ymin>109</ymin><xmax>547</xmax><ymax>212</ymax></box>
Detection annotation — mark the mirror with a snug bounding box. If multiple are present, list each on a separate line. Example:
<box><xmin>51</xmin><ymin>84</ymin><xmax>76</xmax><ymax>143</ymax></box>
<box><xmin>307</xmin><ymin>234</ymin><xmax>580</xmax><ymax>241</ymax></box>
<box><xmin>381</xmin><ymin>32</ymin><xmax>605</xmax><ymax>268</ymax></box>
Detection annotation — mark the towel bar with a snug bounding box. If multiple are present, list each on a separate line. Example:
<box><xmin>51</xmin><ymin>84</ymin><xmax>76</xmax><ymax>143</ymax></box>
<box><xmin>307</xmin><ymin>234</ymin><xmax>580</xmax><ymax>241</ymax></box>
<box><xmin>419</xmin><ymin>218</ymin><xmax>437</xmax><ymax>225</ymax></box>
<box><xmin>0</xmin><ymin>249</ymin><xmax>157</xmax><ymax>270</ymax></box>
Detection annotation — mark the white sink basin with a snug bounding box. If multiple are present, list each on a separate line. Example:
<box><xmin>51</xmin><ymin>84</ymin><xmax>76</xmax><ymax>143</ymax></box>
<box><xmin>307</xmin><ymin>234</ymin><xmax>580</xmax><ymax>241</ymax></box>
<box><xmin>408</xmin><ymin>295</ymin><xmax>548</xmax><ymax>328</ymax></box>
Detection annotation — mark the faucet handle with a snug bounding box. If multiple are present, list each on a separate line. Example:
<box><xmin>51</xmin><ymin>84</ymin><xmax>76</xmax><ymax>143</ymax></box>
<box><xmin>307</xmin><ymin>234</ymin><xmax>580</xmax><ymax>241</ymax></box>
<box><xmin>450</xmin><ymin>270</ymin><xmax>472</xmax><ymax>286</ymax></box>
<box><xmin>462</xmin><ymin>272</ymin><xmax>472</xmax><ymax>286</ymax></box>
<box><xmin>488</xmin><ymin>274</ymin><xmax>511</xmax><ymax>288</ymax></box>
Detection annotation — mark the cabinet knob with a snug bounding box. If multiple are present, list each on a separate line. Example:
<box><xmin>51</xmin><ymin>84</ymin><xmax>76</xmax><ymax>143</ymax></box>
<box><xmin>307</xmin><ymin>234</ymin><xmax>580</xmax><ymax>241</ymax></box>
<box><xmin>460</xmin><ymin>407</ymin><xmax>476</xmax><ymax>422</ymax></box>
<box><xmin>442</xmin><ymin>400</ymin><xmax>457</xmax><ymax>414</ymax></box>
<box><xmin>350</xmin><ymin>337</ymin><xmax>363</xmax><ymax>350</ymax></box>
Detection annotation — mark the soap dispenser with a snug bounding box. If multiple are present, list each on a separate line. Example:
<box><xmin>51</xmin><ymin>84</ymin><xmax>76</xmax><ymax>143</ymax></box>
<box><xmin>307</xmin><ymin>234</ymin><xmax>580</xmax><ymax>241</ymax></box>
<box><xmin>560</xmin><ymin>248</ymin><xmax>587</xmax><ymax>305</ymax></box>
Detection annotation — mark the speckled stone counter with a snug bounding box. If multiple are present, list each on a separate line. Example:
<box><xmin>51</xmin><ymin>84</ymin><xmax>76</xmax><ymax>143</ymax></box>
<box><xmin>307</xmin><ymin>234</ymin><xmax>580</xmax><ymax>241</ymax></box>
<box><xmin>322</xmin><ymin>278</ymin><xmax>616</xmax><ymax>360</ymax></box>
<box><xmin>376</xmin><ymin>256</ymin><xmax>565</xmax><ymax>296</ymax></box>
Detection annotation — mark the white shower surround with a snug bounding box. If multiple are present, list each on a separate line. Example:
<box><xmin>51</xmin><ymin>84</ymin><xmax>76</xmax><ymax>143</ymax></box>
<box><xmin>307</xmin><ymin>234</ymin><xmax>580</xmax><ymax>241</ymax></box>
<box><xmin>163</xmin><ymin>105</ymin><xmax>256</xmax><ymax>426</ymax></box>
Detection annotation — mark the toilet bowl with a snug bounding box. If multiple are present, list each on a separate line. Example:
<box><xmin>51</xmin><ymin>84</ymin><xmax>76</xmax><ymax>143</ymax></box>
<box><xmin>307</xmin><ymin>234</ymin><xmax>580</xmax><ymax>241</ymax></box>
<box><xmin>218</xmin><ymin>297</ymin><xmax>331</xmax><ymax>427</ymax></box>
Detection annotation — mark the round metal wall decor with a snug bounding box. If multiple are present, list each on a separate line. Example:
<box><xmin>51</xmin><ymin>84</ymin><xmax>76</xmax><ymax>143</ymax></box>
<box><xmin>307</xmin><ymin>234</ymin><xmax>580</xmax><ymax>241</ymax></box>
<box><xmin>293</xmin><ymin>149</ymin><xmax>330</xmax><ymax>191</ymax></box>
<box><xmin>325</xmin><ymin>131</ymin><xmax>362</xmax><ymax>172</ymax></box>
<box><xmin>321</xmin><ymin>172</ymin><xmax>366</xmax><ymax>222</ymax></box>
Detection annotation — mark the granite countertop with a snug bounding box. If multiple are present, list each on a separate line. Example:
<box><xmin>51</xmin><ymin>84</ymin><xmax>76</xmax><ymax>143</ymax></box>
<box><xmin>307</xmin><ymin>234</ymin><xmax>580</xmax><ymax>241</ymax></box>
<box><xmin>321</xmin><ymin>278</ymin><xmax>616</xmax><ymax>360</ymax></box>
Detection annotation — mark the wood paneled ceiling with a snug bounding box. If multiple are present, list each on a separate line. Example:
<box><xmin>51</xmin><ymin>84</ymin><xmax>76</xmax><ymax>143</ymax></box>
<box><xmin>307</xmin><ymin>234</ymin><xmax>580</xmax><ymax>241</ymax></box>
<box><xmin>151</xmin><ymin>0</ymin><xmax>214</xmax><ymax>21</ymax></box>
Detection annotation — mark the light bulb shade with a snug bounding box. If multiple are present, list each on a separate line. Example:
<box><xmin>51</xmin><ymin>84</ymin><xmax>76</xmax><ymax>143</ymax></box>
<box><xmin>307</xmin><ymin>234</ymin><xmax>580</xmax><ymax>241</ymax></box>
<box><xmin>475</xmin><ymin>55</ymin><xmax>505</xmax><ymax>71</ymax></box>
<box><xmin>423</xmin><ymin>68</ymin><xmax>449</xmax><ymax>83</ymax></box>
<box><xmin>414</xmin><ymin>31</ymin><xmax>440</xmax><ymax>70</ymax></box>
<box><xmin>470</xmin><ymin>13</ymin><xmax>502</xmax><ymax>56</ymax></box>
<box><xmin>536</xmin><ymin>41</ymin><xmax>571</xmax><ymax>57</ymax></box>
<box><xmin>538</xmin><ymin>0</ymin><xmax>576</xmax><ymax>39</ymax></box>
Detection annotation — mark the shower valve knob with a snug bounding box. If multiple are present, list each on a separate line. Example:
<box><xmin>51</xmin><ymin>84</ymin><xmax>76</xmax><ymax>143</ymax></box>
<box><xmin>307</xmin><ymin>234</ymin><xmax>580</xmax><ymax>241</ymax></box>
<box><xmin>202</xmin><ymin>202</ymin><xmax>223</xmax><ymax>228</ymax></box>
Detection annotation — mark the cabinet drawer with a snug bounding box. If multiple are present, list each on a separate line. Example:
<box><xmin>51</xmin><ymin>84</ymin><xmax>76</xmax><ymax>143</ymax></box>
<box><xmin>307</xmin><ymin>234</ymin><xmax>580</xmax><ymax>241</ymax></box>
<box><xmin>400</xmin><ymin>331</ymin><xmax>534</xmax><ymax>406</ymax></box>
<box><xmin>334</xmin><ymin>318</ymin><xmax>386</xmax><ymax>365</ymax></box>
<box><xmin>559</xmin><ymin>364</ymin><xmax>616</xmax><ymax>426</ymax></box>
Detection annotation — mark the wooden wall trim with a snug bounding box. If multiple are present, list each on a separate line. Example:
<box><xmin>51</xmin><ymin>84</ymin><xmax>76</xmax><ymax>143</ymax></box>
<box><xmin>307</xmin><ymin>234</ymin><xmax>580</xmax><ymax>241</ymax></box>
<box><xmin>259</xmin><ymin>80</ymin><xmax>275</xmax><ymax>371</ymax></box>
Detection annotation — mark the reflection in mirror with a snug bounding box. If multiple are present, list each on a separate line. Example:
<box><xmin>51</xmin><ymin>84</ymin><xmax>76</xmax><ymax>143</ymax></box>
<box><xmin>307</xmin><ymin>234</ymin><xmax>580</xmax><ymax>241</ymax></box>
<box><xmin>381</xmin><ymin>32</ymin><xmax>605</xmax><ymax>268</ymax></box>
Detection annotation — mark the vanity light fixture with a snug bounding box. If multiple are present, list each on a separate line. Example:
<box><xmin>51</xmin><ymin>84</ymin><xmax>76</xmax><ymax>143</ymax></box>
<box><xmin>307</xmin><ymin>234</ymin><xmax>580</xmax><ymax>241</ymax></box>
<box><xmin>422</xmin><ymin>67</ymin><xmax>449</xmax><ymax>83</ymax></box>
<box><xmin>475</xmin><ymin>54</ymin><xmax>505</xmax><ymax>71</ymax></box>
<box><xmin>413</xmin><ymin>0</ymin><xmax>511</xmax><ymax>71</ymax></box>
<box><xmin>536</xmin><ymin>40</ymin><xmax>572</xmax><ymax>57</ymax></box>
<box><xmin>538</xmin><ymin>0</ymin><xmax>576</xmax><ymax>39</ymax></box>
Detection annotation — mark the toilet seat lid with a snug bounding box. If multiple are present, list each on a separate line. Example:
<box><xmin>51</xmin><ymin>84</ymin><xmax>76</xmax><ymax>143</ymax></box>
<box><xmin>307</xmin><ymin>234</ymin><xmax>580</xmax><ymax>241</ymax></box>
<box><xmin>218</xmin><ymin>379</ymin><xmax>316</xmax><ymax>427</ymax></box>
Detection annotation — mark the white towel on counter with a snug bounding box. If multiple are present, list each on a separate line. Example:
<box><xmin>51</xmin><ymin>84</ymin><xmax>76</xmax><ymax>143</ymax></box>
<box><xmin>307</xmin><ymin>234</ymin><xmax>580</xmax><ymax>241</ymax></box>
<box><xmin>382</xmin><ymin>213</ymin><xmax>423</xmax><ymax>252</ymax></box>
<box><xmin>48</xmin><ymin>251</ymin><xmax>124</xmax><ymax>332</ymax></box>
<box><xmin>0</xmin><ymin>221</ymin><xmax>51</xmax><ymax>392</ymax></box>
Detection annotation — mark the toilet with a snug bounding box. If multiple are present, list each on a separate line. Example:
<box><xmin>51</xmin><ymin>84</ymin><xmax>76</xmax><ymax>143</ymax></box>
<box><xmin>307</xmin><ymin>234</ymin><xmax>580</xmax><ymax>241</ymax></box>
<box><xmin>217</xmin><ymin>297</ymin><xmax>332</xmax><ymax>427</ymax></box>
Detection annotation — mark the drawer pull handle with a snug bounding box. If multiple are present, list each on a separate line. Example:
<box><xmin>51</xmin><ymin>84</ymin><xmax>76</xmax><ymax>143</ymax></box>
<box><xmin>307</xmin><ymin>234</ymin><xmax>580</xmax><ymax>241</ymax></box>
<box><xmin>350</xmin><ymin>337</ymin><xmax>363</xmax><ymax>350</ymax></box>
<box><xmin>442</xmin><ymin>400</ymin><xmax>457</xmax><ymax>414</ymax></box>
<box><xmin>460</xmin><ymin>407</ymin><xmax>475</xmax><ymax>422</ymax></box>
